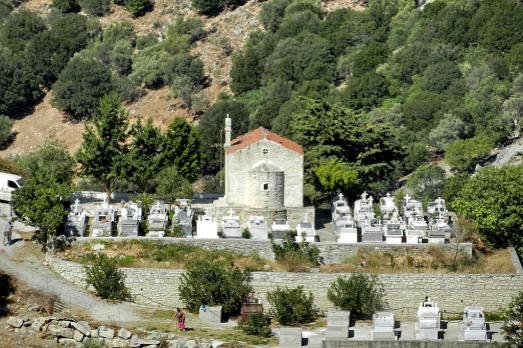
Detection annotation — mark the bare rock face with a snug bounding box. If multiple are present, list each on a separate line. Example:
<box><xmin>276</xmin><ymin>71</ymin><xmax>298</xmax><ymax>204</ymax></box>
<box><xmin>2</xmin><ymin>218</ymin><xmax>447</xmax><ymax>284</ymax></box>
<box><xmin>6</xmin><ymin>317</ymin><xmax>24</xmax><ymax>328</ymax></box>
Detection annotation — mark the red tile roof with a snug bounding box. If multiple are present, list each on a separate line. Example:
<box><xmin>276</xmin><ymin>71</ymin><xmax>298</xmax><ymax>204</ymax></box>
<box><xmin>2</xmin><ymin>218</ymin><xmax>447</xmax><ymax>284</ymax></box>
<box><xmin>225</xmin><ymin>127</ymin><xmax>304</xmax><ymax>155</ymax></box>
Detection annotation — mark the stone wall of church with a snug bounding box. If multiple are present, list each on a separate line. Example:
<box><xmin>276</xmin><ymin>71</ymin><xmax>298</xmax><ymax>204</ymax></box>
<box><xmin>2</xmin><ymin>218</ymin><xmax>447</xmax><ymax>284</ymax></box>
<box><xmin>47</xmin><ymin>255</ymin><xmax>523</xmax><ymax>320</ymax></box>
<box><xmin>225</xmin><ymin>139</ymin><xmax>303</xmax><ymax>208</ymax></box>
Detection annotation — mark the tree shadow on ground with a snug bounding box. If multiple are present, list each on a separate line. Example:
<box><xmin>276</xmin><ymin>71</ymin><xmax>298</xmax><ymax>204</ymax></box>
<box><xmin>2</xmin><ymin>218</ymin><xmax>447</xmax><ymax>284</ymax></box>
<box><xmin>0</xmin><ymin>272</ymin><xmax>15</xmax><ymax>316</ymax></box>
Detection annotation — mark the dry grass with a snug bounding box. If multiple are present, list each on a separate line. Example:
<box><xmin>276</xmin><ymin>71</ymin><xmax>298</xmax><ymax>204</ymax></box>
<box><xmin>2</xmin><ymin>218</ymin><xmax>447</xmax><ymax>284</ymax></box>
<box><xmin>320</xmin><ymin>247</ymin><xmax>516</xmax><ymax>274</ymax></box>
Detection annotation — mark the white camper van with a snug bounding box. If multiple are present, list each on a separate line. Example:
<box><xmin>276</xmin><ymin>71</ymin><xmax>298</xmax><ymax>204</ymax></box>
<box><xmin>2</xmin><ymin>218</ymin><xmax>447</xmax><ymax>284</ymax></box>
<box><xmin>0</xmin><ymin>172</ymin><xmax>24</xmax><ymax>202</ymax></box>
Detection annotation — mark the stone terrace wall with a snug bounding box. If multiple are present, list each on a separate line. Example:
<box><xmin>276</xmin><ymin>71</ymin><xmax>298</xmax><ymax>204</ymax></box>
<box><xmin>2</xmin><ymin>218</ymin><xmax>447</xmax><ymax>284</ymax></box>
<box><xmin>47</xmin><ymin>256</ymin><xmax>522</xmax><ymax>320</ymax></box>
<box><xmin>76</xmin><ymin>237</ymin><xmax>473</xmax><ymax>264</ymax></box>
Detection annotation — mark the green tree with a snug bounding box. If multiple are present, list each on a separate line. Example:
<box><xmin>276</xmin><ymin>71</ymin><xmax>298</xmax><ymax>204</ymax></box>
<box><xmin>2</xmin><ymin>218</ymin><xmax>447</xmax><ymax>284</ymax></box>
<box><xmin>15</xmin><ymin>140</ymin><xmax>75</xmax><ymax>185</ymax></box>
<box><xmin>267</xmin><ymin>286</ymin><xmax>318</xmax><ymax>325</ymax></box>
<box><xmin>444</xmin><ymin>134</ymin><xmax>495</xmax><ymax>173</ymax></box>
<box><xmin>314</xmin><ymin>158</ymin><xmax>359</xmax><ymax>194</ymax></box>
<box><xmin>123</xmin><ymin>117</ymin><xmax>163</xmax><ymax>192</ymax></box>
<box><xmin>339</xmin><ymin>72</ymin><xmax>389</xmax><ymax>111</ymax></box>
<box><xmin>428</xmin><ymin>113</ymin><xmax>468</xmax><ymax>151</ymax></box>
<box><xmin>11</xmin><ymin>141</ymin><xmax>75</xmax><ymax>249</ymax></box>
<box><xmin>52</xmin><ymin>56</ymin><xmax>113</xmax><ymax>120</ymax></box>
<box><xmin>327</xmin><ymin>274</ymin><xmax>383</xmax><ymax>320</ymax></box>
<box><xmin>198</xmin><ymin>96</ymin><xmax>250</xmax><ymax>174</ymax></box>
<box><xmin>24</xmin><ymin>14</ymin><xmax>98</xmax><ymax>88</ymax></box>
<box><xmin>76</xmin><ymin>95</ymin><xmax>129</xmax><ymax>202</ymax></box>
<box><xmin>130</xmin><ymin>47</ymin><xmax>172</xmax><ymax>88</ymax></box>
<box><xmin>240</xmin><ymin>312</ymin><xmax>271</xmax><ymax>337</ymax></box>
<box><xmin>0</xmin><ymin>10</ymin><xmax>47</xmax><ymax>53</ymax></box>
<box><xmin>451</xmin><ymin>166</ymin><xmax>523</xmax><ymax>254</ymax></box>
<box><xmin>155</xmin><ymin>166</ymin><xmax>193</xmax><ymax>205</ymax></box>
<box><xmin>162</xmin><ymin>118</ymin><xmax>201</xmax><ymax>182</ymax></box>
<box><xmin>503</xmin><ymin>290</ymin><xmax>523</xmax><ymax>347</ymax></box>
<box><xmin>259</xmin><ymin>0</ymin><xmax>290</xmax><ymax>32</ymax></box>
<box><xmin>0</xmin><ymin>115</ymin><xmax>13</xmax><ymax>146</ymax></box>
<box><xmin>406</xmin><ymin>164</ymin><xmax>446</xmax><ymax>203</ymax></box>
<box><xmin>179</xmin><ymin>256</ymin><xmax>251</xmax><ymax>316</ymax></box>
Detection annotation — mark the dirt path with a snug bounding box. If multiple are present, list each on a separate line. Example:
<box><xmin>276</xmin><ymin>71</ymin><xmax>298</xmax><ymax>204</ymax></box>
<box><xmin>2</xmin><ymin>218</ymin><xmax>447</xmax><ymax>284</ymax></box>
<box><xmin>0</xmin><ymin>228</ymin><xmax>142</xmax><ymax>324</ymax></box>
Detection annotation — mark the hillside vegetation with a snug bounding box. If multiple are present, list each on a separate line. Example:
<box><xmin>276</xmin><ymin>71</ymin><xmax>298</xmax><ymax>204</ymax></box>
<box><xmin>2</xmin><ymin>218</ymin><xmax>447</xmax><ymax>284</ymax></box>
<box><xmin>1</xmin><ymin>0</ymin><xmax>523</xmax><ymax>256</ymax></box>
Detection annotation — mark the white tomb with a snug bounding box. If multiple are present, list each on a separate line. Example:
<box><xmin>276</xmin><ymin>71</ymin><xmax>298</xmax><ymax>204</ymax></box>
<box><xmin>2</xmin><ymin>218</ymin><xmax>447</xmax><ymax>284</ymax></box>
<box><xmin>221</xmin><ymin>209</ymin><xmax>242</xmax><ymax>238</ymax></box>
<box><xmin>147</xmin><ymin>201</ymin><xmax>168</xmax><ymax>236</ymax></box>
<box><xmin>92</xmin><ymin>198</ymin><xmax>117</xmax><ymax>237</ymax></box>
<box><xmin>295</xmin><ymin>216</ymin><xmax>317</xmax><ymax>243</ymax></box>
<box><xmin>461</xmin><ymin>306</ymin><xmax>488</xmax><ymax>342</ymax></box>
<box><xmin>379</xmin><ymin>193</ymin><xmax>398</xmax><ymax>221</ymax></box>
<box><xmin>383</xmin><ymin>213</ymin><xmax>404</xmax><ymax>244</ymax></box>
<box><xmin>271</xmin><ymin>219</ymin><xmax>290</xmax><ymax>239</ymax></box>
<box><xmin>372</xmin><ymin>312</ymin><xmax>396</xmax><ymax>340</ymax></box>
<box><xmin>247</xmin><ymin>216</ymin><xmax>269</xmax><ymax>240</ymax></box>
<box><xmin>118</xmin><ymin>202</ymin><xmax>142</xmax><ymax>237</ymax></box>
<box><xmin>361</xmin><ymin>219</ymin><xmax>383</xmax><ymax>243</ymax></box>
<box><xmin>354</xmin><ymin>191</ymin><xmax>375</xmax><ymax>226</ymax></box>
<box><xmin>196</xmin><ymin>213</ymin><xmax>219</xmax><ymax>239</ymax></box>
<box><xmin>406</xmin><ymin>215</ymin><xmax>428</xmax><ymax>244</ymax></box>
<box><xmin>336</xmin><ymin>219</ymin><xmax>358</xmax><ymax>243</ymax></box>
<box><xmin>65</xmin><ymin>199</ymin><xmax>88</xmax><ymax>237</ymax></box>
<box><xmin>416</xmin><ymin>298</ymin><xmax>441</xmax><ymax>340</ymax></box>
<box><xmin>332</xmin><ymin>192</ymin><xmax>351</xmax><ymax>221</ymax></box>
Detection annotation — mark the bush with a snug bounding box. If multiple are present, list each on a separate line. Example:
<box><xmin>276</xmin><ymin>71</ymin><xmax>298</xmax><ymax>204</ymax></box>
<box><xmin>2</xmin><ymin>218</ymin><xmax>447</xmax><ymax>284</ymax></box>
<box><xmin>51</xmin><ymin>0</ymin><xmax>80</xmax><ymax>13</ymax></box>
<box><xmin>82</xmin><ymin>338</ymin><xmax>104</xmax><ymax>348</ymax></box>
<box><xmin>327</xmin><ymin>274</ymin><xmax>383</xmax><ymax>320</ymax></box>
<box><xmin>503</xmin><ymin>291</ymin><xmax>523</xmax><ymax>346</ymax></box>
<box><xmin>0</xmin><ymin>115</ymin><xmax>13</xmax><ymax>146</ymax></box>
<box><xmin>84</xmin><ymin>253</ymin><xmax>130</xmax><ymax>301</ymax></box>
<box><xmin>272</xmin><ymin>231</ymin><xmax>321</xmax><ymax>269</ymax></box>
<box><xmin>240</xmin><ymin>312</ymin><xmax>271</xmax><ymax>337</ymax></box>
<box><xmin>267</xmin><ymin>286</ymin><xmax>318</xmax><ymax>325</ymax></box>
<box><xmin>179</xmin><ymin>256</ymin><xmax>251</xmax><ymax>316</ymax></box>
<box><xmin>125</xmin><ymin>0</ymin><xmax>152</xmax><ymax>17</ymax></box>
<box><xmin>242</xmin><ymin>228</ymin><xmax>251</xmax><ymax>239</ymax></box>
<box><xmin>444</xmin><ymin>134</ymin><xmax>495</xmax><ymax>172</ymax></box>
<box><xmin>79</xmin><ymin>0</ymin><xmax>110</xmax><ymax>16</ymax></box>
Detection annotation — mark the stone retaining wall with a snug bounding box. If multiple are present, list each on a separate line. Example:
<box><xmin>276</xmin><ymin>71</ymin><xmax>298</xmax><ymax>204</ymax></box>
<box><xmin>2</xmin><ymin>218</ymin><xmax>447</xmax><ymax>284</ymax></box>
<box><xmin>75</xmin><ymin>237</ymin><xmax>473</xmax><ymax>264</ymax></box>
<box><xmin>322</xmin><ymin>341</ymin><xmax>501</xmax><ymax>348</ymax></box>
<box><xmin>46</xmin><ymin>256</ymin><xmax>523</xmax><ymax>320</ymax></box>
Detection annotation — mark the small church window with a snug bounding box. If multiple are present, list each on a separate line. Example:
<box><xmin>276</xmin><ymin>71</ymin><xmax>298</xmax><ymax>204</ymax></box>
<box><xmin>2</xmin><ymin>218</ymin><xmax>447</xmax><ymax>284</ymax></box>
<box><xmin>263</xmin><ymin>183</ymin><xmax>269</xmax><ymax>190</ymax></box>
<box><xmin>262</xmin><ymin>148</ymin><xmax>269</xmax><ymax>155</ymax></box>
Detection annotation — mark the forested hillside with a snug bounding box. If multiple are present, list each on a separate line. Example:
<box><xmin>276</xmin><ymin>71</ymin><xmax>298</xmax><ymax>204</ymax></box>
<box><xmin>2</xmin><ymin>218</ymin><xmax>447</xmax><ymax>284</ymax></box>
<box><xmin>1</xmin><ymin>0</ymin><xmax>522</xmax><ymax>254</ymax></box>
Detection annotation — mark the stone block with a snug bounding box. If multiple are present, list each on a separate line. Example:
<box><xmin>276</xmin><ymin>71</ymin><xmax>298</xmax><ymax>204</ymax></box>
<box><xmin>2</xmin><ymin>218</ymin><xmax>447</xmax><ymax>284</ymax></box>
<box><xmin>325</xmin><ymin>325</ymin><xmax>349</xmax><ymax>339</ymax></box>
<box><xmin>73</xmin><ymin>330</ymin><xmax>84</xmax><ymax>342</ymax></box>
<box><xmin>199</xmin><ymin>306</ymin><xmax>223</xmax><ymax>323</ymax></box>
<box><xmin>72</xmin><ymin>322</ymin><xmax>91</xmax><ymax>336</ymax></box>
<box><xmin>371</xmin><ymin>330</ymin><xmax>395</xmax><ymax>340</ymax></box>
<box><xmin>279</xmin><ymin>327</ymin><xmax>302</xmax><ymax>347</ymax></box>
<box><xmin>118</xmin><ymin>327</ymin><xmax>132</xmax><ymax>339</ymax></box>
<box><xmin>90</xmin><ymin>329</ymin><xmax>98</xmax><ymax>337</ymax></box>
<box><xmin>7</xmin><ymin>317</ymin><xmax>24</xmax><ymax>328</ymax></box>
<box><xmin>60</xmin><ymin>320</ymin><xmax>71</xmax><ymax>328</ymax></box>
<box><xmin>185</xmin><ymin>340</ymin><xmax>197</xmax><ymax>348</ymax></box>
<box><xmin>58</xmin><ymin>337</ymin><xmax>79</xmax><ymax>346</ymax></box>
<box><xmin>112</xmin><ymin>338</ymin><xmax>132</xmax><ymax>347</ymax></box>
<box><xmin>98</xmin><ymin>326</ymin><xmax>115</xmax><ymax>339</ymax></box>
<box><xmin>47</xmin><ymin>324</ymin><xmax>75</xmax><ymax>339</ymax></box>
<box><xmin>31</xmin><ymin>319</ymin><xmax>45</xmax><ymax>332</ymax></box>
<box><xmin>326</xmin><ymin>311</ymin><xmax>350</xmax><ymax>326</ymax></box>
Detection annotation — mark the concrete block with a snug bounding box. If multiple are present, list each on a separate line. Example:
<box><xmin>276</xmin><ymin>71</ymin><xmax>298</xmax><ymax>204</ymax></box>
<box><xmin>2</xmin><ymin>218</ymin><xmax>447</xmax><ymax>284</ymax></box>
<box><xmin>371</xmin><ymin>330</ymin><xmax>395</xmax><ymax>340</ymax></box>
<box><xmin>279</xmin><ymin>327</ymin><xmax>302</xmax><ymax>347</ymax></box>
<box><xmin>199</xmin><ymin>305</ymin><xmax>223</xmax><ymax>323</ymax></box>
<box><xmin>327</xmin><ymin>311</ymin><xmax>350</xmax><ymax>326</ymax></box>
<box><xmin>325</xmin><ymin>325</ymin><xmax>349</xmax><ymax>339</ymax></box>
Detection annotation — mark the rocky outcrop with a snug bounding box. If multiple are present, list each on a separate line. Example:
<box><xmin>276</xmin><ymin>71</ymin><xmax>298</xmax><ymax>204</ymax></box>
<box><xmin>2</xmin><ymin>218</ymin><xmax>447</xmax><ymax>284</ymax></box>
<box><xmin>5</xmin><ymin>316</ymin><xmax>226</xmax><ymax>348</ymax></box>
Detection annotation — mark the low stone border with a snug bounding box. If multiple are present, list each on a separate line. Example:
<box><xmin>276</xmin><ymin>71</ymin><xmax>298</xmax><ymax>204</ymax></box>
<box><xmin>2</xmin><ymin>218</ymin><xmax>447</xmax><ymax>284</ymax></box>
<box><xmin>5</xmin><ymin>316</ymin><xmax>224</xmax><ymax>348</ymax></box>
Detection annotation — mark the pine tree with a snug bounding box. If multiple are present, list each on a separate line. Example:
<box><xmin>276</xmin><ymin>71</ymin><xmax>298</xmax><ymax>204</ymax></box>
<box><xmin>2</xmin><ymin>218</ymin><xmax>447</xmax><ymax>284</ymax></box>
<box><xmin>76</xmin><ymin>95</ymin><xmax>129</xmax><ymax>202</ymax></box>
<box><xmin>162</xmin><ymin>118</ymin><xmax>201</xmax><ymax>182</ymax></box>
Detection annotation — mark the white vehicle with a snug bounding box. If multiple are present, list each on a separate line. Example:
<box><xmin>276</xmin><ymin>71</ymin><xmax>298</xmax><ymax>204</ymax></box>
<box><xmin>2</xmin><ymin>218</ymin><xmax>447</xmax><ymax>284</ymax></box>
<box><xmin>0</xmin><ymin>172</ymin><xmax>24</xmax><ymax>202</ymax></box>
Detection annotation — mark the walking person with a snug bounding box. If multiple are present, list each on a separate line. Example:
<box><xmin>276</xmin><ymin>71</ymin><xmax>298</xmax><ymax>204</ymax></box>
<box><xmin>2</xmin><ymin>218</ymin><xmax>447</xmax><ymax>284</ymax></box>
<box><xmin>175</xmin><ymin>307</ymin><xmax>186</xmax><ymax>331</ymax></box>
<box><xmin>3</xmin><ymin>218</ymin><xmax>12</xmax><ymax>246</ymax></box>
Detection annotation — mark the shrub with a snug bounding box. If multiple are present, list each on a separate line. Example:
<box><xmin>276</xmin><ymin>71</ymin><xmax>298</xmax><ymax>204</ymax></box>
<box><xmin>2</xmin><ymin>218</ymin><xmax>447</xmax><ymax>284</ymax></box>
<box><xmin>267</xmin><ymin>286</ymin><xmax>318</xmax><ymax>325</ymax></box>
<box><xmin>271</xmin><ymin>231</ymin><xmax>321</xmax><ymax>268</ymax></box>
<box><xmin>240</xmin><ymin>312</ymin><xmax>271</xmax><ymax>337</ymax></box>
<box><xmin>51</xmin><ymin>0</ymin><xmax>80</xmax><ymax>12</ymax></box>
<box><xmin>242</xmin><ymin>228</ymin><xmax>251</xmax><ymax>239</ymax></box>
<box><xmin>82</xmin><ymin>338</ymin><xmax>104</xmax><ymax>348</ymax></box>
<box><xmin>0</xmin><ymin>115</ymin><xmax>14</xmax><ymax>146</ymax></box>
<box><xmin>503</xmin><ymin>291</ymin><xmax>523</xmax><ymax>346</ymax></box>
<box><xmin>179</xmin><ymin>256</ymin><xmax>251</xmax><ymax>316</ymax></box>
<box><xmin>79</xmin><ymin>0</ymin><xmax>110</xmax><ymax>16</ymax></box>
<box><xmin>125</xmin><ymin>0</ymin><xmax>152</xmax><ymax>17</ymax></box>
<box><xmin>327</xmin><ymin>274</ymin><xmax>383</xmax><ymax>320</ymax></box>
<box><xmin>444</xmin><ymin>134</ymin><xmax>495</xmax><ymax>172</ymax></box>
<box><xmin>84</xmin><ymin>253</ymin><xmax>130</xmax><ymax>301</ymax></box>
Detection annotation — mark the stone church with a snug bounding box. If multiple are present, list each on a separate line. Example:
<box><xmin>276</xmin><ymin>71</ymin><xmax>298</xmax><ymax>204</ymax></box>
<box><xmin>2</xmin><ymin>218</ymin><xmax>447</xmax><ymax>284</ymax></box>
<box><xmin>212</xmin><ymin>116</ymin><xmax>315</xmax><ymax>230</ymax></box>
